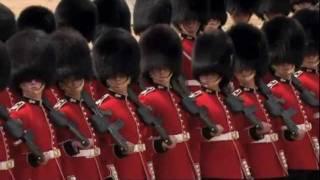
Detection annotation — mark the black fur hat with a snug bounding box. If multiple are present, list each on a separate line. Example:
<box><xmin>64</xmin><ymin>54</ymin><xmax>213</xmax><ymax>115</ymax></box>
<box><xmin>293</xmin><ymin>9</ymin><xmax>319</xmax><ymax>56</ymax></box>
<box><xmin>55</xmin><ymin>0</ymin><xmax>98</xmax><ymax>42</ymax></box>
<box><xmin>18</xmin><ymin>6</ymin><xmax>56</xmax><ymax>34</ymax></box>
<box><xmin>50</xmin><ymin>28</ymin><xmax>93</xmax><ymax>82</ymax></box>
<box><xmin>201</xmin><ymin>0</ymin><xmax>227</xmax><ymax>26</ymax></box>
<box><xmin>94</xmin><ymin>0</ymin><xmax>131</xmax><ymax>32</ymax></box>
<box><xmin>140</xmin><ymin>24</ymin><xmax>182</xmax><ymax>79</ymax></box>
<box><xmin>228</xmin><ymin>23</ymin><xmax>270</xmax><ymax>77</ymax></box>
<box><xmin>93</xmin><ymin>28</ymin><xmax>140</xmax><ymax>84</ymax></box>
<box><xmin>6</xmin><ymin>30</ymin><xmax>56</xmax><ymax>94</ymax></box>
<box><xmin>290</xmin><ymin>0</ymin><xmax>317</xmax><ymax>6</ymax></box>
<box><xmin>171</xmin><ymin>0</ymin><xmax>202</xmax><ymax>24</ymax></box>
<box><xmin>193</xmin><ymin>31</ymin><xmax>234</xmax><ymax>87</ymax></box>
<box><xmin>0</xmin><ymin>3</ymin><xmax>16</xmax><ymax>42</ymax></box>
<box><xmin>0</xmin><ymin>42</ymin><xmax>10</xmax><ymax>90</ymax></box>
<box><xmin>133</xmin><ymin>0</ymin><xmax>172</xmax><ymax>35</ymax></box>
<box><xmin>226</xmin><ymin>0</ymin><xmax>258</xmax><ymax>15</ymax></box>
<box><xmin>262</xmin><ymin>16</ymin><xmax>306</xmax><ymax>67</ymax></box>
<box><xmin>256</xmin><ymin>0</ymin><xmax>291</xmax><ymax>19</ymax></box>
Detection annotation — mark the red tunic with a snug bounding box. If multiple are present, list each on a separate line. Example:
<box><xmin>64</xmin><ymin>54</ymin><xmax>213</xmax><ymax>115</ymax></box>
<box><xmin>192</xmin><ymin>89</ymin><xmax>250</xmax><ymax>179</ymax></box>
<box><xmin>97</xmin><ymin>91</ymin><xmax>154</xmax><ymax>180</ymax></box>
<box><xmin>233</xmin><ymin>87</ymin><xmax>288</xmax><ymax>179</ymax></box>
<box><xmin>83</xmin><ymin>80</ymin><xmax>106</xmax><ymax>102</ymax></box>
<box><xmin>266</xmin><ymin>77</ymin><xmax>319</xmax><ymax>170</ymax></box>
<box><xmin>294</xmin><ymin>69</ymin><xmax>319</xmax><ymax>139</ymax></box>
<box><xmin>9</xmin><ymin>98</ymin><xmax>65</xmax><ymax>180</ymax></box>
<box><xmin>0</xmin><ymin>89</ymin><xmax>15</xmax><ymax>180</ymax></box>
<box><xmin>54</xmin><ymin>97</ymin><xmax>108</xmax><ymax>180</ymax></box>
<box><xmin>139</xmin><ymin>85</ymin><xmax>198</xmax><ymax>180</ymax></box>
<box><xmin>181</xmin><ymin>35</ymin><xmax>201</xmax><ymax>92</ymax></box>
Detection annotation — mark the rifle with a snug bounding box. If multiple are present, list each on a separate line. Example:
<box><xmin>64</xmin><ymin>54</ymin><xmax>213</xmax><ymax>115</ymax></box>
<box><xmin>81</xmin><ymin>91</ymin><xmax>128</xmax><ymax>151</ymax></box>
<box><xmin>291</xmin><ymin>76</ymin><xmax>319</xmax><ymax>107</ymax></box>
<box><xmin>258</xmin><ymin>80</ymin><xmax>299</xmax><ymax>138</ymax></box>
<box><xmin>127</xmin><ymin>88</ymin><xmax>172</xmax><ymax>145</ymax></box>
<box><xmin>42</xmin><ymin>99</ymin><xmax>90</xmax><ymax>147</ymax></box>
<box><xmin>0</xmin><ymin>105</ymin><xmax>44</xmax><ymax>165</ymax></box>
<box><xmin>171</xmin><ymin>77</ymin><xmax>219</xmax><ymax>135</ymax></box>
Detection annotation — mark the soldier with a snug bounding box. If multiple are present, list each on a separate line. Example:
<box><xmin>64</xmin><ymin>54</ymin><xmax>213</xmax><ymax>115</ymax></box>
<box><xmin>293</xmin><ymin>9</ymin><xmax>319</xmax><ymax>139</ymax></box>
<box><xmin>0</xmin><ymin>42</ymin><xmax>15</xmax><ymax>180</ymax></box>
<box><xmin>7</xmin><ymin>30</ymin><xmax>65</xmax><ymax>180</ymax></box>
<box><xmin>225</xmin><ymin>0</ymin><xmax>258</xmax><ymax>24</ymax></box>
<box><xmin>94</xmin><ymin>0</ymin><xmax>131</xmax><ymax>33</ymax></box>
<box><xmin>93</xmin><ymin>28</ymin><xmax>154</xmax><ymax>180</ymax></box>
<box><xmin>290</xmin><ymin>0</ymin><xmax>318</xmax><ymax>12</ymax></box>
<box><xmin>191</xmin><ymin>30</ymin><xmax>251</xmax><ymax>179</ymax></box>
<box><xmin>17</xmin><ymin>6</ymin><xmax>56</xmax><ymax>34</ymax></box>
<box><xmin>0</xmin><ymin>3</ymin><xmax>16</xmax><ymax>42</ymax></box>
<box><xmin>51</xmin><ymin>29</ymin><xmax>108</xmax><ymax>180</ymax></box>
<box><xmin>139</xmin><ymin>24</ymin><xmax>199</xmax><ymax>180</ymax></box>
<box><xmin>262</xmin><ymin>16</ymin><xmax>319</xmax><ymax>179</ymax></box>
<box><xmin>201</xmin><ymin>0</ymin><xmax>227</xmax><ymax>32</ymax></box>
<box><xmin>228</xmin><ymin>24</ymin><xmax>289</xmax><ymax>179</ymax></box>
<box><xmin>171</xmin><ymin>0</ymin><xmax>203</xmax><ymax>92</ymax></box>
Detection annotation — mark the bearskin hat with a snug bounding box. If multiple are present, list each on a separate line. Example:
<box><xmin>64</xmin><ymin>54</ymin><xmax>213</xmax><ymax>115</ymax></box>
<box><xmin>0</xmin><ymin>3</ymin><xmax>16</xmax><ymax>42</ymax></box>
<box><xmin>133</xmin><ymin>0</ymin><xmax>172</xmax><ymax>35</ymax></box>
<box><xmin>256</xmin><ymin>0</ymin><xmax>291</xmax><ymax>19</ymax></box>
<box><xmin>93</xmin><ymin>28</ymin><xmax>140</xmax><ymax>84</ymax></box>
<box><xmin>192</xmin><ymin>31</ymin><xmax>234</xmax><ymax>87</ymax></box>
<box><xmin>293</xmin><ymin>9</ymin><xmax>319</xmax><ymax>56</ymax></box>
<box><xmin>262</xmin><ymin>16</ymin><xmax>306</xmax><ymax>67</ymax></box>
<box><xmin>6</xmin><ymin>30</ymin><xmax>56</xmax><ymax>94</ymax></box>
<box><xmin>228</xmin><ymin>23</ymin><xmax>270</xmax><ymax>77</ymax></box>
<box><xmin>201</xmin><ymin>0</ymin><xmax>227</xmax><ymax>27</ymax></box>
<box><xmin>226</xmin><ymin>0</ymin><xmax>258</xmax><ymax>15</ymax></box>
<box><xmin>290</xmin><ymin>0</ymin><xmax>317</xmax><ymax>6</ymax></box>
<box><xmin>171</xmin><ymin>0</ymin><xmax>203</xmax><ymax>24</ymax></box>
<box><xmin>55</xmin><ymin>0</ymin><xmax>98</xmax><ymax>42</ymax></box>
<box><xmin>0</xmin><ymin>42</ymin><xmax>10</xmax><ymax>90</ymax></box>
<box><xmin>94</xmin><ymin>0</ymin><xmax>131</xmax><ymax>32</ymax></box>
<box><xmin>140</xmin><ymin>24</ymin><xmax>182</xmax><ymax>79</ymax></box>
<box><xmin>18</xmin><ymin>6</ymin><xmax>56</xmax><ymax>34</ymax></box>
<box><xmin>50</xmin><ymin>28</ymin><xmax>93</xmax><ymax>82</ymax></box>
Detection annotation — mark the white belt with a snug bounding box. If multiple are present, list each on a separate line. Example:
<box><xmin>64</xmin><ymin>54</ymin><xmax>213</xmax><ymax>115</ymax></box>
<box><xmin>43</xmin><ymin>148</ymin><xmax>61</xmax><ymax>160</ymax></box>
<box><xmin>74</xmin><ymin>147</ymin><xmax>101</xmax><ymax>158</ymax></box>
<box><xmin>170</xmin><ymin>132</ymin><xmax>190</xmax><ymax>143</ymax></box>
<box><xmin>297</xmin><ymin>122</ymin><xmax>312</xmax><ymax>132</ymax></box>
<box><xmin>185</xmin><ymin>80</ymin><xmax>201</xmax><ymax>87</ymax></box>
<box><xmin>0</xmin><ymin>159</ymin><xmax>14</xmax><ymax>170</ymax></box>
<box><xmin>252</xmin><ymin>133</ymin><xmax>279</xmax><ymax>144</ymax></box>
<box><xmin>207</xmin><ymin>131</ymin><xmax>239</xmax><ymax>142</ymax></box>
<box><xmin>133</xmin><ymin>143</ymin><xmax>146</xmax><ymax>153</ymax></box>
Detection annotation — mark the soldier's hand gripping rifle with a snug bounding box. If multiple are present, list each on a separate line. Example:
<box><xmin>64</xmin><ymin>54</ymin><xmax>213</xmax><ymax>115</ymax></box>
<box><xmin>0</xmin><ymin>104</ymin><xmax>44</xmax><ymax>166</ymax></box>
<box><xmin>171</xmin><ymin>77</ymin><xmax>219</xmax><ymax>135</ymax></box>
<box><xmin>42</xmin><ymin>98</ymin><xmax>90</xmax><ymax>147</ymax></box>
<box><xmin>258</xmin><ymin>80</ymin><xmax>299</xmax><ymax>140</ymax></box>
<box><xmin>127</xmin><ymin>88</ymin><xmax>172</xmax><ymax>145</ymax></box>
<box><xmin>81</xmin><ymin>91</ymin><xmax>128</xmax><ymax>152</ymax></box>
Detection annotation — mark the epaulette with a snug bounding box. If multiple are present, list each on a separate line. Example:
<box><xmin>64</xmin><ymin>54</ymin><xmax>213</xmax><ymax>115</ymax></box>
<box><xmin>96</xmin><ymin>94</ymin><xmax>110</xmax><ymax>106</ymax></box>
<box><xmin>189</xmin><ymin>90</ymin><xmax>202</xmax><ymax>98</ymax></box>
<box><xmin>267</xmin><ymin>80</ymin><xmax>279</xmax><ymax>89</ymax></box>
<box><xmin>9</xmin><ymin>101</ymin><xmax>26</xmax><ymax>112</ymax></box>
<box><xmin>294</xmin><ymin>70</ymin><xmax>303</xmax><ymax>78</ymax></box>
<box><xmin>232</xmin><ymin>89</ymin><xmax>242</xmax><ymax>97</ymax></box>
<box><xmin>54</xmin><ymin>99</ymin><xmax>67</xmax><ymax>110</ymax></box>
<box><xmin>140</xmin><ymin>87</ymin><xmax>156</xmax><ymax>96</ymax></box>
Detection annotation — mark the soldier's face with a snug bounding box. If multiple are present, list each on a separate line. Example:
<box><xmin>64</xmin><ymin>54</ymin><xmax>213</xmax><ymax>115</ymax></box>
<box><xmin>273</xmin><ymin>63</ymin><xmax>295</xmax><ymax>79</ymax></box>
<box><xmin>59</xmin><ymin>78</ymin><xmax>84</xmax><ymax>95</ymax></box>
<box><xmin>20</xmin><ymin>80</ymin><xmax>45</xmax><ymax>99</ymax></box>
<box><xmin>107</xmin><ymin>74</ymin><xmax>131</xmax><ymax>92</ymax></box>
<box><xmin>150</xmin><ymin>68</ymin><xmax>173</xmax><ymax>87</ymax></box>
<box><xmin>203</xmin><ymin>19</ymin><xmax>221</xmax><ymax>33</ymax></box>
<box><xmin>303</xmin><ymin>54</ymin><xmax>319</xmax><ymax>69</ymax></box>
<box><xmin>234</xmin><ymin>69</ymin><xmax>256</xmax><ymax>83</ymax></box>
<box><xmin>199</xmin><ymin>73</ymin><xmax>222</xmax><ymax>90</ymax></box>
<box><xmin>293</xmin><ymin>2</ymin><xmax>314</xmax><ymax>12</ymax></box>
<box><xmin>180</xmin><ymin>20</ymin><xmax>200</xmax><ymax>37</ymax></box>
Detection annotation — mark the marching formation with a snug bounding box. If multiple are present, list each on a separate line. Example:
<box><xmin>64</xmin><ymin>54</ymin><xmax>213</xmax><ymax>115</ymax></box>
<box><xmin>0</xmin><ymin>0</ymin><xmax>319</xmax><ymax>180</ymax></box>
